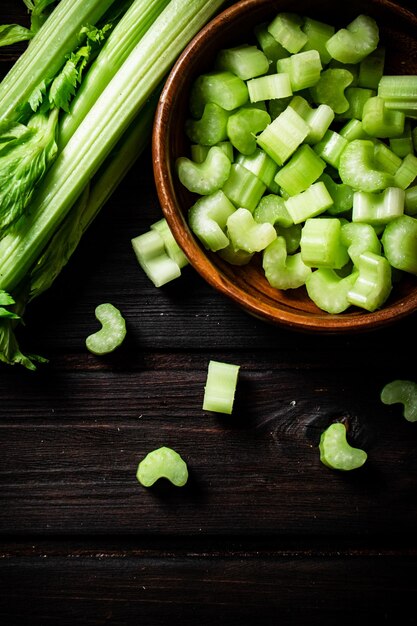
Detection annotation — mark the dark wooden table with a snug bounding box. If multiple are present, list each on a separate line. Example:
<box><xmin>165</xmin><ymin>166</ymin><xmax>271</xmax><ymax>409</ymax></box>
<box><xmin>1</xmin><ymin>2</ymin><xmax>417</xmax><ymax>624</ymax></box>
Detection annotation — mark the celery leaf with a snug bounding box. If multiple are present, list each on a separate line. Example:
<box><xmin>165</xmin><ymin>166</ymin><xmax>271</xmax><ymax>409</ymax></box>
<box><xmin>0</xmin><ymin>317</ymin><xmax>47</xmax><ymax>370</ymax></box>
<box><xmin>0</xmin><ymin>24</ymin><xmax>33</xmax><ymax>47</ymax></box>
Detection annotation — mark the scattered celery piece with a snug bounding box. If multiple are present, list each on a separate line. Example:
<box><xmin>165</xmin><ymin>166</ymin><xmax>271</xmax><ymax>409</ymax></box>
<box><xmin>226</xmin><ymin>106</ymin><xmax>271</xmax><ymax>155</ymax></box>
<box><xmin>150</xmin><ymin>219</ymin><xmax>189</xmax><ymax>269</ymax></box>
<box><xmin>352</xmin><ymin>187</ymin><xmax>405</xmax><ymax>225</ymax></box>
<box><xmin>347</xmin><ymin>251</ymin><xmax>392</xmax><ymax>311</ymax></box>
<box><xmin>257</xmin><ymin>105</ymin><xmax>310</xmax><ymax>166</ymax></box>
<box><xmin>274</xmin><ymin>144</ymin><xmax>325</xmax><ymax>196</ymax></box>
<box><xmin>325</xmin><ymin>14</ymin><xmax>379</xmax><ymax>64</ymax></box>
<box><xmin>306</xmin><ymin>268</ymin><xmax>358</xmax><ymax>314</ymax></box>
<box><xmin>185</xmin><ymin>103</ymin><xmax>229</xmax><ymax>146</ymax></box>
<box><xmin>338</xmin><ymin>139</ymin><xmax>395</xmax><ymax>192</ymax></box>
<box><xmin>222</xmin><ymin>163</ymin><xmax>266</xmax><ymax>212</ymax></box>
<box><xmin>226</xmin><ymin>208</ymin><xmax>277</xmax><ymax>253</ymax></box>
<box><xmin>85</xmin><ymin>303</ymin><xmax>126</xmax><ymax>356</ymax></box>
<box><xmin>176</xmin><ymin>146</ymin><xmax>231</xmax><ymax>195</ymax></box>
<box><xmin>381</xmin><ymin>214</ymin><xmax>417</xmax><ymax>275</ymax></box>
<box><xmin>263</xmin><ymin>236</ymin><xmax>311</xmax><ymax>290</ymax></box>
<box><xmin>247</xmin><ymin>73</ymin><xmax>292</xmax><ymax>103</ymax></box>
<box><xmin>203</xmin><ymin>360</ymin><xmax>240</xmax><ymax>415</ymax></box>
<box><xmin>362</xmin><ymin>96</ymin><xmax>405</xmax><ymax>138</ymax></box>
<box><xmin>284</xmin><ymin>181</ymin><xmax>333</xmax><ymax>224</ymax></box>
<box><xmin>319</xmin><ymin>422</ymin><xmax>367</xmax><ymax>471</ymax></box>
<box><xmin>310</xmin><ymin>68</ymin><xmax>354</xmax><ymax>114</ymax></box>
<box><xmin>137</xmin><ymin>447</ymin><xmax>188</xmax><ymax>487</ymax></box>
<box><xmin>341</xmin><ymin>222</ymin><xmax>382</xmax><ymax>266</ymax></box>
<box><xmin>189</xmin><ymin>71</ymin><xmax>248</xmax><ymax>118</ymax></box>
<box><xmin>276</xmin><ymin>49</ymin><xmax>322</xmax><ymax>91</ymax></box>
<box><xmin>380</xmin><ymin>380</ymin><xmax>417</xmax><ymax>423</ymax></box>
<box><xmin>131</xmin><ymin>229</ymin><xmax>182</xmax><ymax>287</ymax></box>
<box><xmin>216</xmin><ymin>45</ymin><xmax>269</xmax><ymax>81</ymax></box>
<box><xmin>267</xmin><ymin>12</ymin><xmax>307</xmax><ymax>54</ymax></box>
<box><xmin>188</xmin><ymin>190</ymin><xmax>236</xmax><ymax>252</ymax></box>
<box><xmin>300</xmin><ymin>217</ymin><xmax>349</xmax><ymax>269</ymax></box>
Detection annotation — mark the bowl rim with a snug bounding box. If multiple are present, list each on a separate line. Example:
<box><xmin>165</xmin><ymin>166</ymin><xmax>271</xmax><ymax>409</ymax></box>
<box><xmin>152</xmin><ymin>0</ymin><xmax>417</xmax><ymax>333</ymax></box>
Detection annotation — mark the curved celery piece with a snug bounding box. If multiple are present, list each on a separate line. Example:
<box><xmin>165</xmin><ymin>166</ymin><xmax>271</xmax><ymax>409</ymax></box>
<box><xmin>276</xmin><ymin>223</ymin><xmax>302</xmax><ymax>254</ymax></box>
<box><xmin>253</xmin><ymin>194</ymin><xmax>293</xmax><ymax>227</ymax></box>
<box><xmin>338</xmin><ymin>87</ymin><xmax>376</xmax><ymax>121</ymax></box>
<box><xmin>313</xmin><ymin>130</ymin><xmax>348</xmax><ymax>169</ymax></box>
<box><xmin>362</xmin><ymin>96</ymin><xmax>405</xmax><ymax>138</ymax></box>
<box><xmin>263</xmin><ymin>236</ymin><xmax>311</xmax><ymax>290</ymax></box>
<box><xmin>300</xmin><ymin>217</ymin><xmax>349</xmax><ymax>269</ymax></box>
<box><xmin>236</xmin><ymin>149</ymin><xmax>278</xmax><ymax>189</ymax></box>
<box><xmin>176</xmin><ymin>146</ymin><xmax>231</xmax><ymax>195</ymax></box>
<box><xmin>191</xmin><ymin>141</ymin><xmax>234</xmax><ymax>164</ymax></box>
<box><xmin>226</xmin><ymin>106</ymin><xmax>271</xmax><ymax>155</ymax></box>
<box><xmin>247</xmin><ymin>73</ymin><xmax>292</xmax><ymax>103</ymax></box>
<box><xmin>189</xmin><ymin>71</ymin><xmax>248</xmax><ymax>119</ymax></box>
<box><xmin>216</xmin><ymin>44</ymin><xmax>269</xmax><ymax>81</ymax></box>
<box><xmin>136</xmin><ymin>446</ymin><xmax>188</xmax><ymax>487</ymax></box>
<box><xmin>347</xmin><ymin>251</ymin><xmax>392</xmax><ymax>311</ymax></box>
<box><xmin>394</xmin><ymin>154</ymin><xmax>417</xmax><ymax>190</ymax></box>
<box><xmin>226</xmin><ymin>208</ymin><xmax>277</xmax><ymax>253</ymax></box>
<box><xmin>302</xmin><ymin>17</ymin><xmax>335</xmax><ymax>65</ymax></box>
<box><xmin>381</xmin><ymin>214</ymin><xmax>417</xmax><ymax>275</ymax></box>
<box><xmin>289</xmin><ymin>97</ymin><xmax>334</xmax><ymax>145</ymax></box>
<box><xmin>222</xmin><ymin>163</ymin><xmax>266</xmax><ymax>212</ymax></box>
<box><xmin>341</xmin><ymin>222</ymin><xmax>381</xmax><ymax>266</ymax></box>
<box><xmin>274</xmin><ymin>144</ymin><xmax>325</xmax><ymax>196</ymax></box>
<box><xmin>339</xmin><ymin>118</ymin><xmax>370</xmax><ymax>142</ymax></box>
<box><xmin>358</xmin><ymin>47</ymin><xmax>385</xmax><ymax>90</ymax></box>
<box><xmin>319</xmin><ymin>422</ymin><xmax>367</xmax><ymax>471</ymax></box>
<box><xmin>254</xmin><ymin>22</ymin><xmax>290</xmax><ymax>64</ymax></box>
<box><xmin>85</xmin><ymin>303</ymin><xmax>126</xmax><ymax>356</ymax></box>
<box><xmin>257</xmin><ymin>105</ymin><xmax>310</xmax><ymax>166</ymax></box>
<box><xmin>284</xmin><ymin>181</ymin><xmax>333</xmax><ymax>224</ymax></box>
<box><xmin>276</xmin><ymin>49</ymin><xmax>322</xmax><ymax>91</ymax></box>
<box><xmin>267</xmin><ymin>12</ymin><xmax>307</xmax><ymax>54</ymax></box>
<box><xmin>389</xmin><ymin>121</ymin><xmax>414</xmax><ymax>158</ymax></box>
<box><xmin>319</xmin><ymin>173</ymin><xmax>353</xmax><ymax>215</ymax></box>
<box><xmin>306</xmin><ymin>268</ymin><xmax>358</xmax><ymax>313</ymax></box>
<box><xmin>218</xmin><ymin>242</ymin><xmax>254</xmax><ymax>266</ymax></box>
<box><xmin>374</xmin><ymin>142</ymin><xmax>402</xmax><ymax>176</ymax></box>
<box><xmin>325</xmin><ymin>14</ymin><xmax>379</xmax><ymax>64</ymax></box>
<box><xmin>310</xmin><ymin>68</ymin><xmax>354</xmax><ymax>114</ymax></box>
<box><xmin>131</xmin><ymin>229</ymin><xmax>182</xmax><ymax>288</ymax></box>
<box><xmin>150</xmin><ymin>219</ymin><xmax>189</xmax><ymax>269</ymax></box>
<box><xmin>203</xmin><ymin>359</ymin><xmax>240</xmax><ymax>414</ymax></box>
<box><xmin>352</xmin><ymin>187</ymin><xmax>405</xmax><ymax>225</ymax></box>
<box><xmin>188</xmin><ymin>190</ymin><xmax>236</xmax><ymax>252</ymax></box>
<box><xmin>338</xmin><ymin>139</ymin><xmax>395</xmax><ymax>192</ymax></box>
<box><xmin>380</xmin><ymin>380</ymin><xmax>417</xmax><ymax>423</ymax></box>
<box><xmin>185</xmin><ymin>102</ymin><xmax>229</xmax><ymax>146</ymax></box>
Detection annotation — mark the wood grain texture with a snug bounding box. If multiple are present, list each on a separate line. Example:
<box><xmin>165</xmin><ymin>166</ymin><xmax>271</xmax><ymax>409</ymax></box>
<box><xmin>0</xmin><ymin>1</ymin><xmax>417</xmax><ymax>624</ymax></box>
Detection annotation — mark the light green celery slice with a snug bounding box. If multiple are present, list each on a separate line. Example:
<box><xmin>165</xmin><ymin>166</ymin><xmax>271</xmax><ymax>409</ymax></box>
<box><xmin>302</xmin><ymin>17</ymin><xmax>335</xmax><ymax>65</ymax></box>
<box><xmin>288</xmin><ymin>95</ymin><xmax>334</xmax><ymax>144</ymax></box>
<box><xmin>319</xmin><ymin>173</ymin><xmax>353</xmax><ymax>215</ymax></box>
<box><xmin>358</xmin><ymin>47</ymin><xmax>385</xmax><ymax>90</ymax></box>
<box><xmin>189</xmin><ymin>71</ymin><xmax>248</xmax><ymax>119</ymax></box>
<box><xmin>381</xmin><ymin>214</ymin><xmax>417</xmax><ymax>275</ymax></box>
<box><xmin>389</xmin><ymin>121</ymin><xmax>414</xmax><ymax>158</ymax></box>
<box><xmin>222</xmin><ymin>163</ymin><xmax>266</xmax><ymax>212</ymax></box>
<box><xmin>405</xmin><ymin>185</ymin><xmax>417</xmax><ymax>215</ymax></box>
<box><xmin>0</xmin><ymin>0</ymin><xmax>228</xmax><ymax>293</ymax></box>
<box><xmin>380</xmin><ymin>380</ymin><xmax>417</xmax><ymax>423</ymax></box>
<box><xmin>257</xmin><ymin>105</ymin><xmax>310</xmax><ymax>166</ymax></box>
<box><xmin>394</xmin><ymin>153</ymin><xmax>417</xmax><ymax>190</ymax></box>
<box><xmin>0</xmin><ymin>0</ymin><xmax>117</xmax><ymax>121</ymax></box>
<box><xmin>247</xmin><ymin>73</ymin><xmax>292</xmax><ymax>103</ymax></box>
<box><xmin>236</xmin><ymin>149</ymin><xmax>278</xmax><ymax>189</ymax></box>
<box><xmin>284</xmin><ymin>181</ymin><xmax>333</xmax><ymax>224</ymax></box>
<box><xmin>131</xmin><ymin>229</ymin><xmax>181</xmax><ymax>287</ymax></box>
<box><xmin>338</xmin><ymin>87</ymin><xmax>376</xmax><ymax>121</ymax></box>
<box><xmin>319</xmin><ymin>422</ymin><xmax>367</xmax><ymax>471</ymax></box>
<box><xmin>188</xmin><ymin>190</ymin><xmax>236</xmax><ymax>252</ymax></box>
<box><xmin>374</xmin><ymin>142</ymin><xmax>402</xmax><ymax>176</ymax></box>
<box><xmin>341</xmin><ymin>222</ymin><xmax>381</xmax><ymax>266</ymax></box>
<box><xmin>310</xmin><ymin>68</ymin><xmax>353</xmax><ymax>114</ymax></box>
<box><xmin>267</xmin><ymin>12</ymin><xmax>308</xmax><ymax>54</ymax></box>
<box><xmin>203</xmin><ymin>360</ymin><xmax>240</xmax><ymax>415</ymax></box>
<box><xmin>226</xmin><ymin>208</ymin><xmax>277</xmax><ymax>253</ymax></box>
<box><xmin>347</xmin><ymin>251</ymin><xmax>392</xmax><ymax>311</ymax></box>
<box><xmin>262</xmin><ymin>236</ymin><xmax>311</xmax><ymax>290</ymax></box>
<box><xmin>185</xmin><ymin>103</ymin><xmax>229</xmax><ymax>146</ymax></box>
<box><xmin>325</xmin><ymin>14</ymin><xmax>379</xmax><ymax>64</ymax></box>
<box><xmin>338</xmin><ymin>139</ymin><xmax>395</xmax><ymax>192</ymax></box>
<box><xmin>253</xmin><ymin>194</ymin><xmax>293</xmax><ymax>227</ymax></box>
<box><xmin>176</xmin><ymin>146</ymin><xmax>231</xmax><ymax>195</ymax></box>
<box><xmin>150</xmin><ymin>218</ymin><xmax>189</xmax><ymax>269</ymax></box>
<box><xmin>378</xmin><ymin>75</ymin><xmax>417</xmax><ymax>100</ymax></box>
<box><xmin>218</xmin><ymin>242</ymin><xmax>254</xmax><ymax>266</ymax></box>
<box><xmin>362</xmin><ymin>96</ymin><xmax>405</xmax><ymax>138</ymax></box>
<box><xmin>226</xmin><ymin>106</ymin><xmax>271</xmax><ymax>155</ymax></box>
<box><xmin>85</xmin><ymin>302</ymin><xmax>126</xmax><ymax>355</ymax></box>
<box><xmin>352</xmin><ymin>187</ymin><xmax>405</xmax><ymax>225</ymax></box>
<box><xmin>339</xmin><ymin>118</ymin><xmax>370</xmax><ymax>141</ymax></box>
<box><xmin>300</xmin><ymin>217</ymin><xmax>349</xmax><ymax>269</ymax></box>
<box><xmin>276</xmin><ymin>49</ymin><xmax>322</xmax><ymax>92</ymax></box>
<box><xmin>306</xmin><ymin>268</ymin><xmax>358</xmax><ymax>314</ymax></box>
<box><xmin>216</xmin><ymin>45</ymin><xmax>269</xmax><ymax>81</ymax></box>
<box><xmin>254</xmin><ymin>22</ymin><xmax>290</xmax><ymax>65</ymax></box>
<box><xmin>191</xmin><ymin>141</ymin><xmax>233</xmax><ymax>163</ymax></box>
<box><xmin>137</xmin><ymin>447</ymin><xmax>188</xmax><ymax>487</ymax></box>
<box><xmin>59</xmin><ymin>0</ymin><xmax>171</xmax><ymax>146</ymax></box>
<box><xmin>274</xmin><ymin>144</ymin><xmax>325</xmax><ymax>196</ymax></box>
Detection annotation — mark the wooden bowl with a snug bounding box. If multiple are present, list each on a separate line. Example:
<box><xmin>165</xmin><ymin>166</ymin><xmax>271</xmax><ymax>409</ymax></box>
<box><xmin>152</xmin><ymin>0</ymin><xmax>417</xmax><ymax>333</ymax></box>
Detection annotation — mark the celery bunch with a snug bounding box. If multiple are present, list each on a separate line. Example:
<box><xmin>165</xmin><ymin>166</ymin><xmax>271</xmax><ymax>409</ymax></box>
<box><xmin>0</xmin><ymin>0</ymin><xmax>226</xmax><ymax>369</ymax></box>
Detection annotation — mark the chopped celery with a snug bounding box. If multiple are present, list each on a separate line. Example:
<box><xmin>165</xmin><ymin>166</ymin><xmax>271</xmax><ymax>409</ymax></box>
<box><xmin>352</xmin><ymin>187</ymin><xmax>405</xmax><ymax>225</ymax></box>
<box><xmin>325</xmin><ymin>14</ymin><xmax>379</xmax><ymax>64</ymax></box>
<box><xmin>150</xmin><ymin>219</ymin><xmax>189</xmax><ymax>270</ymax></box>
<box><xmin>319</xmin><ymin>173</ymin><xmax>353</xmax><ymax>215</ymax></box>
<box><xmin>185</xmin><ymin>103</ymin><xmax>229</xmax><ymax>146</ymax></box>
<box><xmin>247</xmin><ymin>73</ymin><xmax>292</xmax><ymax>103</ymax></box>
<box><xmin>216</xmin><ymin>45</ymin><xmax>269</xmax><ymax>81</ymax></box>
<box><xmin>222</xmin><ymin>163</ymin><xmax>266</xmax><ymax>212</ymax></box>
<box><xmin>378</xmin><ymin>75</ymin><xmax>417</xmax><ymax>101</ymax></box>
<box><xmin>302</xmin><ymin>17</ymin><xmax>335</xmax><ymax>65</ymax></box>
<box><xmin>191</xmin><ymin>141</ymin><xmax>234</xmax><ymax>164</ymax></box>
<box><xmin>284</xmin><ymin>181</ymin><xmax>333</xmax><ymax>224</ymax></box>
<box><xmin>313</xmin><ymin>130</ymin><xmax>348</xmax><ymax>170</ymax></box>
<box><xmin>203</xmin><ymin>360</ymin><xmax>240</xmax><ymax>415</ymax></box>
<box><xmin>389</xmin><ymin>121</ymin><xmax>414</xmax><ymax>158</ymax></box>
<box><xmin>338</xmin><ymin>139</ymin><xmax>395</xmax><ymax>192</ymax></box>
<box><xmin>274</xmin><ymin>144</ymin><xmax>325</xmax><ymax>196</ymax></box>
<box><xmin>176</xmin><ymin>146</ymin><xmax>231</xmax><ymax>195</ymax></box>
<box><xmin>306</xmin><ymin>268</ymin><xmax>358</xmax><ymax>314</ymax></box>
<box><xmin>226</xmin><ymin>208</ymin><xmax>277</xmax><ymax>253</ymax></box>
<box><xmin>188</xmin><ymin>190</ymin><xmax>236</xmax><ymax>252</ymax></box>
<box><xmin>319</xmin><ymin>422</ymin><xmax>367</xmax><ymax>471</ymax></box>
<box><xmin>276</xmin><ymin>223</ymin><xmax>302</xmax><ymax>254</ymax></box>
<box><xmin>137</xmin><ymin>447</ymin><xmax>188</xmax><ymax>487</ymax></box>
<box><xmin>310</xmin><ymin>68</ymin><xmax>354</xmax><ymax>114</ymax></box>
<box><xmin>276</xmin><ymin>50</ymin><xmax>322</xmax><ymax>92</ymax></box>
<box><xmin>358</xmin><ymin>47</ymin><xmax>385</xmax><ymax>90</ymax></box>
<box><xmin>394</xmin><ymin>154</ymin><xmax>417</xmax><ymax>190</ymax></box>
<box><xmin>381</xmin><ymin>214</ymin><xmax>417</xmax><ymax>275</ymax></box>
<box><xmin>236</xmin><ymin>149</ymin><xmax>278</xmax><ymax>190</ymax></box>
<box><xmin>405</xmin><ymin>186</ymin><xmax>417</xmax><ymax>215</ymax></box>
<box><xmin>253</xmin><ymin>194</ymin><xmax>293</xmax><ymax>227</ymax></box>
<box><xmin>347</xmin><ymin>251</ymin><xmax>392</xmax><ymax>311</ymax></box>
<box><xmin>263</xmin><ymin>236</ymin><xmax>311</xmax><ymax>290</ymax></box>
<box><xmin>218</xmin><ymin>242</ymin><xmax>254</xmax><ymax>266</ymax></box>
<box><xmin>288</xmin><ymin>96</ymin><xmax>334</xmax><ymax>145</ymax></box>
<box><xmin>257</xmin><ymin>105</ymin><xmax>310</xmax><ymax>166</ymax></box>
<box><xmin>339</xmin><ymin>118</ymin><xmax>370</xmax><ymax>141</ymax></box>
<box><xmin>362</xmin><ymin>96</ymin><xmax>405</xmax><ymax>138</ymax></box>
<box><xmin>338</xmin><ymin>87</ymin><xmax>376</xmax><ymax>121</ymax></box>
<box><xmin>267</xmin><ymin>12</ymin><xmax>307</xmax><ymax>54</ymax></box>
<box><xmin>254</xmin><ymin>22</ymin><xmax>289</xmax><ymax>65</ymax></box>
<box><xmin>380</xmin><ymin>380</ymin><xmax>417</xmax><ymax>423</ymax></box>
<box><xmin>226</xmin><ymin>106</ymin><xmax>271</xmax><ymax>155</ymax></box>
<box><xmin>131</xmin><ymin>229</ymin><xmax>182</xmax><ymax>287</ymax></box>
<box><xmin>341</xmin><ymin>222</ymin><xmax>381</xmax><ymax>266</ymax></box>
<box><xmin>374</xmin><ymin>142</ymin><xmax>402</xmax><ymax>176</ymax></box>
<box><xmin>300</xmin><ymin>217</ymin><xmax>349</xmax><ymax>269</ymax></box>
<box><xmin>189</xmin><ymin>71</ymin><xmax>248</xmax><ymax>119</ymax></box>
<box><xmin>85</xmin><ymin>303</ymin><xmax>126</xmax><ymax>355</ymax></box>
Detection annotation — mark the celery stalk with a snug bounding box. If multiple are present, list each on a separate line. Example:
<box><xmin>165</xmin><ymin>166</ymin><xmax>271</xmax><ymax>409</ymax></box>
<box><xmin>0</xmin><ymin>0</ymin><xmax>118</xmax><ymax>121</ymax></box>
<box><xmin>0</xmin><ymin>0</ymin><xmax>227</xmax><ymax>294</ymax></box>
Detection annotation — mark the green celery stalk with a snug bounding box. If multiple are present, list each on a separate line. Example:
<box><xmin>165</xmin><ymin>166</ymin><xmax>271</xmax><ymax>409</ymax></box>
<box><xmin>0</xmin><ymin>0</ymin><xmax>118</xmax><ymax>121</ymax></box>
<box><xmin>0</xmin><ymin>0</ymin><xmax>227</xmax><ymax>295</ymax></box>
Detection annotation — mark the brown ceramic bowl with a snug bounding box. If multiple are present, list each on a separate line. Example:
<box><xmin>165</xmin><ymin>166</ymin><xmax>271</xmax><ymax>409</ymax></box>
<box><xmin>153</xmin><ymin>0</ymin><xmax>417</xmax><ymax>333</ymax></box>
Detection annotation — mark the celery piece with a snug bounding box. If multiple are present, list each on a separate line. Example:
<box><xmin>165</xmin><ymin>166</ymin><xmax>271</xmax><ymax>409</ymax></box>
<box><xmin>362</xmin><ymin>96</ymin><xmax>405</xmax><ymax>138</ymax></box>
<box><xmin>274</xmin><ymin>144</ymin><xmax>325</xmax><ymax>196</ymax></box>
<box><xmin>338</xmin><ymin>139</ymin><xmax>395</xmax><ymax>192</ymax></box>
<box><xmin>319</xmin><ymin>173</ymin><xmax>354</xmax><ymax>215</ymax></box>
<box><xmin>306</xmin><ymin>268</ymin><xmax>358</xmax><ymax>314</ymax></box>
<box><xmin>276</xmin><ymin>223</ymin><xmax>302</xmax><ymax>254</ymax></box>
<box><xmin>247</xmin><ymin>73</ymin><xmax>292</xmax><ymax>103</ymax></box>
<box><xmin>226</xmin><ymin>208</ymin><xmax>277</xmax><ymax>253</ymax></box>
<box><xmin>226</xmin><ymin>106</ymin><xmax>271</xmax><ymax>155</ymax></box>
<box><xmin>216</xmin><ymin>45</ymin><xmax>269</xmax><ymax>81</ymax></box>
<box><xmin>188</xmin><ymin>190</ymin><xmax>236</xmax><ymax>252</ymax></box>
<box><xmin>380</xmin><ymin>380</ymin><xmax>417</xmax><ymax>423</ymax></box>
<box><xmin>222</xmin><ymin>163</ymin><xmax>266</xmax><ymax>212</ymax></box>
<box><xmin>263</xmin><ymin>236</ymin><xmax>311</xmax><ymax>290</ymax></box>
<box><xmin>319</xmin><ymin>422</ymin><xmax>367</xmax><ymax>471</ymax></box>
<box><xmin>218</xmin><ymin>242</ymin><xmax>254</xmax><ymax>266</ymax></box>
<box><xmin>131</xmin><ymin>229</ymin><xmax>182</xmax><ymax>287</ymax></box>
<box><xmin>374</xmin><ymin>142</ymin><xmax>402</xmax><ymax>176</ymax></box>
<box><xmin>176</xmin><ymin>146</ymin><xmax>231</xmax><ymax>195</ymax></box>
<box><xmin>313</xmin><ymin>130</ymin><xmax>348</xmax><ymax>169</ymax></box>
<box><xmin>189</xmin><ymin>71</ymin><xmax>248</xmax><ymax>119</ymax></box>
<box><xmin>338</xmin><ymin>87</ymin><xmax>376</xmax><ymax>121</ymax></box>
<box><xmin>310</xmin><ymin>68</ymin><xmax>354</xmax><ymax>114</ymax></box>
<box><xmin>203</xmin><ymin>360</ymin><xmax>240</xmax><ymax>415</ymax></box>
<box><xmin>185</xmin><ymin>102</ymin><xmax>229</xmax><ymax>146</ymax></box>
<box><xmin>405</xmin><ymin>185</ymin><xmax>417</xmax><ymax>215</ymax></box>
<box><xmin>358</xmin><ymin>47</ymin><xmax>385</xmax><ymax>90</ymax></box>
<box><xmin>382</xmin><ymin>99</ymin><xmax>417</xmax><ymax>118</ymax></box>
<box><xmin>347</xmin><ymin>251</ymin><xmax>392</xmax><ymax>311</ymax></box>
<box><xmin>267</xmin><ymin>12</ymin><xmax>308</xmax><ymax>54</ymax></box>
<box><xmin>300</xmin><ymin>217</ymin><xmax>349</xmax><ymax>269</ymax></box>
<box><xmin>302</xmin><ymin>17</ymin><xmax>335</xmax><ymax>65</ymax></box>
<box><xmin>381</xmin><ymin>214</ymin><xmax>417</xmax><ymax>275</ymax></box>
<box><xmin>236</xmin><ymin>148</ymin><xmax>278</xmax><ymax>189</ymax></box>
<box><xmin>277</xmin><ymin>50</ymin><xmax>322</xmax><ymax>92</ymax></box>
<box><xmin>378</xmin><ymin>75</ymin><xmax>417</xmax><ymax>101</ymax></box>
<box><xmin>254</xmin><ymin>22</ymin><xmax>290</xmax><ymax>64</ymax></box>
<box><xmin>150</xmin><ymin>219</ymin><xmax>189</xmax><ymax>269</ymax></box>
<box><xmin>389</xmin><ymin>121</ymin><xmax>414</xmax><ymax>158</ymax></box>
<box><xmin>268</xmin><ymin>96</ymin><xmax>293</xmax><ymax>120</ymax></box>
<box><xmin>253</xmin><ymin>194</ymin><xmax>293</xmax><ymax>227</ymax></box>
<box><xmin>328</xmin><ymin>59</ymin><xmax>360</xmax><ymax>86</ymax></box>
<box><xmin>394</xmin><ymin>153</ymin><xmax>417</xmax><ymax>190</ymax></box>
<box><xmin>257</xmin><ymin>105</ymin><xmax>310</xmax><ymax>165</ymax></box>
<box><xmin>341</xmin><ymin>222</ymin><xmax>381</xmax><ymax>266</ymax></box>
<box><xmin>339</xmin><ymin>118</ymin><xmax>370</xmax><ymax>141</ymax></box>
<box><xmin>352</xmin><ymin>187</ymin><xmax>405</xmax><ymax>225</ymax></box>
<box><xmin>191</xmin><ymin>141</ymin><xmax>234</xmax><ymax>164</ymax></box>
<box><xmin>288</xmin><ymin>96</ymin><xmax>334</xmax><ymax>144</ymax></box>
<box><xmin>325</xmin><ymin>14</ymin><xmax>379</xmax><ymax>64</ymax></box>
<box><xmin>137</xmin><ymin>446</ymin><xmax>188</xmax><ymax>487</ymax></box>
<box><xmin>85</xmin><ymin>302</ymin><xmax>126</xmax><ymax>355</ymax></box>
<box><xmin>284</xmin><ymin>181</ymin><xmax>334</xmax><ymax>224</ymax></box>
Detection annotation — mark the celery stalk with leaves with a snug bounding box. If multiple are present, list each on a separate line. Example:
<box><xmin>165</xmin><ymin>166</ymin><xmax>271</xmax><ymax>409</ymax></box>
<box><xmin>0</xmin><ymin>0</ymin><xmax>226</xmax><ymax>369</ymax></box>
